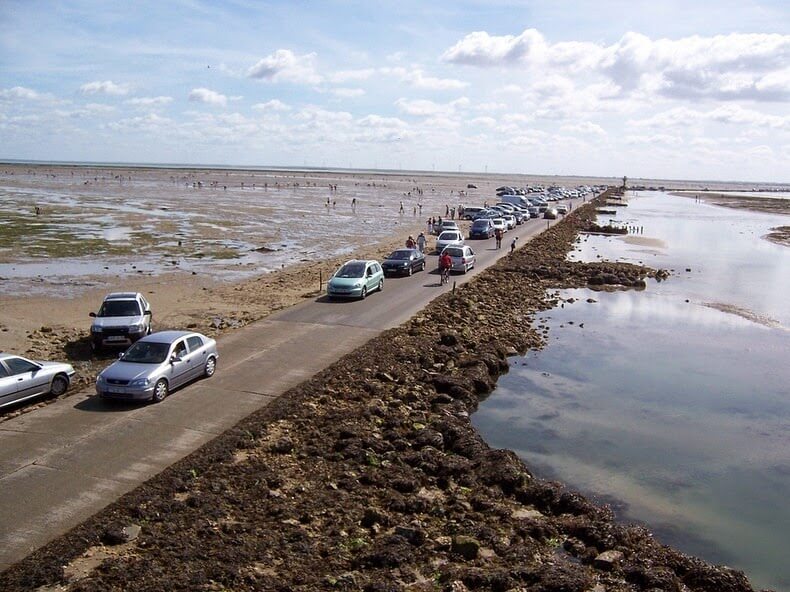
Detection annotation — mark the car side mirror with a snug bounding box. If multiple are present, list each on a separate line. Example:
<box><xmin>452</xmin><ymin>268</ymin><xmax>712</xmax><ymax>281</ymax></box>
<box><xmin>170</xmin><ymin>354</ymin><xmax>181</xmax><ymax>363</ymax></box>
<box><xmin>144</xmin><ymin>310</ymin><xmax>152</xmax><ymax>316</ymax></box>
<box><xmin>89</xmin><ymin>312</ymin><xmax>96</xmax><ymax>318</ymax></box>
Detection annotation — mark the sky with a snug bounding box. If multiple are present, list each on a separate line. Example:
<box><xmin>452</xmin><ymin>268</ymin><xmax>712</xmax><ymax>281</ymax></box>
<box><xmin>1</xmin><ymin>0</ymin><xmax>789</xmax><ymax>182</ymax></box>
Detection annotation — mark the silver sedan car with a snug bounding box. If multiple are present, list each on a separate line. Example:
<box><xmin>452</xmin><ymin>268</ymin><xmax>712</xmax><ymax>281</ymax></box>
<box><xmin>0</xmin><ymin>353</ymin><xmax>76</xmax><ymax>409</ymax></box>
<box><xmin>96</xmin><ymin>331</ymin><xmax>218</xmax><ymax>403</ymax></box>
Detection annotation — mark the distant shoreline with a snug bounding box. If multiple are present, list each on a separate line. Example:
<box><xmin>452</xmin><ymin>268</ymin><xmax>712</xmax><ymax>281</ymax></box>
<box><xmin>3</xmin><ymin>160</ymin><xmax>788</xmax><ymax>189</ymax></box>
<box><xmin>671</xmin><ymin>190</ymin><xmax>790</xmax><ymax>217</ymax></box>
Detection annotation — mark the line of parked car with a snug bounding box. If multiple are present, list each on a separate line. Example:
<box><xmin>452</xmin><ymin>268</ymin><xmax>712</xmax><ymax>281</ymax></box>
<box><xmin>1</xmin><ymin>291</ymin><xmax>220</xmax><ymax>411</ymax></box>
<box><xmin>326</xmin><ymin>189</ymin><xmax>588</xmax><ymax>303</ymax></box>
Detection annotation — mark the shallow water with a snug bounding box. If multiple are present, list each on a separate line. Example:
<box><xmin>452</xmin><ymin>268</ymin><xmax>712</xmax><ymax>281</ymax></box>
<box><xmin>473</xmin><ymin>192</ymin><xmax>790</xmax><ymax>591</ymax></box>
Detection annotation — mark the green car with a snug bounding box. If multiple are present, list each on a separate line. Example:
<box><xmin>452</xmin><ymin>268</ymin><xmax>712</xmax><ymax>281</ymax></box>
<box><xmin>327</xmin><ymin>260</ymin><xmax>384</xmax><ymax>299</ymax></box>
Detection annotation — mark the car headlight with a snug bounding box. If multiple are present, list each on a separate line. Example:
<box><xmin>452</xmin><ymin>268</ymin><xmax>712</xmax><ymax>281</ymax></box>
<box><xmin>96</xmin><ymin>374</ymin><xmax>105</xmax><ymax>383</ymax></box>
<box><xmin>130</xmin><ymin>323</ymin><xmax>144</xmax><ymax>332</ymax></box>
<box><xmin>129</xmin><ymin>378</ymin><xmax>150</xmax><ymax>387</ymax></box>
<box><xmin>91</xmin><ymin>326</ymin><xmax>102</xmax><ymax>333</ymax></box>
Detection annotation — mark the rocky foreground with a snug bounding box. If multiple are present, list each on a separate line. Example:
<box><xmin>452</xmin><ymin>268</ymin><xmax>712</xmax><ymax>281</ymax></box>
<box><xmin>1</xmin><ymin>193</ymin><xmax>763</xmax><ymax>591</ymax></box>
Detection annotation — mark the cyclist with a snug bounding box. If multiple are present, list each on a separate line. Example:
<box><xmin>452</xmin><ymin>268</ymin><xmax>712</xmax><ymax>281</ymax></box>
<box><xmin>439</xmin><ymin>250</ymin><xmax>452</xmax><ymax>284</ymax></box>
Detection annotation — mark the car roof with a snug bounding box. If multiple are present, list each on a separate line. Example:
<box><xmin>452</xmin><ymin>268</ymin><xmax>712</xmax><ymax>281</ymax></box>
<box><xmin>139</xmin><ymin>330</ymin><xmax>201</xmax><ymax>343</ymax></box>
<box><xmin>104</xmin><ymin>292</ymin><xmax>142</xmax><ymax>300</ymax></box>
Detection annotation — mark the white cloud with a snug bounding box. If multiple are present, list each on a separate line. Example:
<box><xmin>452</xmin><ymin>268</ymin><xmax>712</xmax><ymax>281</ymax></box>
<box><xmin>395</xmin><ymin>97</ymin><xmax>469</xmax><ymax>117</ymax></box>
<box><xmin>252</xmin><ymin>99</ymin><xmax>291</xmax><ymax>112</ymax></box>
<box><xmin>247</xmin><ymin>49</ymin><xmax>322</xmax><ymax>85</ymax></box>
<box><xmin>125</xmin><ymin>96</ymin><xmax>173</xmax><ymax>108</ymax></box>
<box><xmin>470</xmin><ymin>116</ymin><xmax>497</xmax><ymax>127</ymax></box>
<box><xmin>0</xmin><ymin>86</ymin><xmax>44</xmax><ymax>101</ymax></box>
<box><xmin>188</xmin><ymin>87</ymin><xmax>228</xmax><ymax>107</ymax></box>
<box><xmin>80</xmin><ymin>80</ymin><xmax>130</xmax><ymax>96</ymax></box>
<box><xmin>630</xmin><ymin>105</ymin><xmax>790</xmax><ymax>129</ymax></box>
<box><xmin>358</xmin><ymin>114</ymin><xmax>407</xmax><ymax>128</ymax></box>
<box><xmin>443</xmin><ymin>29</ymin><xmax>790</xmax><ymax>102</ymax></box>
<box><xmin>561</xmin><ymin>121</ymin><xmax>606</xmax><ymax>135</ymax></box>
<box><xmin>331</xmin><ymin>88</ymin><xmax>366</xmax><ymax>98</ymax></box>
<box><xmin>407</xmin><ymin>69</ymin><xmax>467</xmax><ymax>90</ymax></box>
<box><xmin>441</xmin><ymin>29</ymin><xmax>548</xmax><ymax>66</ymax></box>
<box><xmin>107</xmin><ymin>113</ymin><xmax>172</xmax><ymax>132</ymax></box>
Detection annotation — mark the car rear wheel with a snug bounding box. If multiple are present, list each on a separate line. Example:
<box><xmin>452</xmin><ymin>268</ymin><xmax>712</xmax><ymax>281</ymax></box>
<box><xmin>50</xmin><ymin>375</ymin><xmax>69</xmax><ymax>397</ymax></box>
<box><xmin>152</xmin><ymin>379</ymin><xmax>169</xmax><ymax>403</ymax></box>
<box><xmin>204</xmin><ymin>356</ymin><xmax>216</xmax><ymax>378</ymax></box>
<box><xmin>378</xmin><ymin>279</ymin><xmax>384</xmax><ymax>292</ymax></box>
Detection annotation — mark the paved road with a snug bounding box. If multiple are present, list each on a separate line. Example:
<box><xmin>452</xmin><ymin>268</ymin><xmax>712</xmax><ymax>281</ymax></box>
<box><xmin>0</xmin><ymin>212</ymin><xmax>565</xmax><ymax>570</ymax></box>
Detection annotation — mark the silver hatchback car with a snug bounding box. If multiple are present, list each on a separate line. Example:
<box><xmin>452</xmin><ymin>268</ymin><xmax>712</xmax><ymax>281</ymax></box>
<box><xmin>96</xmin><ymin>331</ymin><xmax>218</xmax><ymax>403</ymax></box>
<box><xmin>1</xmin><ymin>353</ymin><xmax>76</xmax><ymax>409</ymax></box>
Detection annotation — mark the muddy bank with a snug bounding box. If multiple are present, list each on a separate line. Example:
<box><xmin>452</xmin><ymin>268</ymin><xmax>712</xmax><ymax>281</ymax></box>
<box><xmin>764</xmin><ymin>226</ymin><xmax>790</xmax><ymax>247</ymax></box>
<box><xmin>672</xmin><ymin>191</ymin><xmax>790</xmax><ymax>217</ymax></box>
<box><xmin>1</xmin><ymin>194</ymin><xmax>763</xmax><ymax>592</ymax></box>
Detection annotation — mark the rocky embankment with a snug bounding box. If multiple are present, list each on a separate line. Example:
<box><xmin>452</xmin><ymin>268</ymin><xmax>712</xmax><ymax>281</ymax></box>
<box><xmin>1</xmin><ymin>194</ymin><xmax>762</xmax><ymax>592</ymax></box>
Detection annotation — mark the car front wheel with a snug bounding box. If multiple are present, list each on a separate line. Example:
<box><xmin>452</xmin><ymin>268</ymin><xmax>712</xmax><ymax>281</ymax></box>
<box><xmin>50</xmin><ymin>375</ymin><xmax>69</xmax><ymax>397</ymax></box>
<box><xmin>152</xmin><ymin>379</ymin><xmax>169</xmax><ymax>403</ymax></box>
<box><xmin>360</xmin><ymin>286</ymin><xmax>368</xmax><ymax>300</ymax></box>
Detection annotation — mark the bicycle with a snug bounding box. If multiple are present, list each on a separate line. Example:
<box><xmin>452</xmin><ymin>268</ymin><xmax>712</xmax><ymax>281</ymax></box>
<box><xmin>440</xmin><ymin>266</ymin><xmax>450</xmax><ymax>285</ymax></box>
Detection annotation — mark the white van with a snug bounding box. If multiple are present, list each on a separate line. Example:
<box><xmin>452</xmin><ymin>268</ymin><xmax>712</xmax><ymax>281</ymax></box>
<box><xmin>498</xmin><ymin>194</ymin><xmax>532</xmax><ymax>209</ymax></box>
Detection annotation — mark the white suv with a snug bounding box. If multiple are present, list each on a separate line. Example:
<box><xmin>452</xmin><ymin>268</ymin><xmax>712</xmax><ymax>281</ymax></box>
<box><xmin>90</xmin><ymin>292</ymin><xmax>152</xmax><ymax>351</ymax></box>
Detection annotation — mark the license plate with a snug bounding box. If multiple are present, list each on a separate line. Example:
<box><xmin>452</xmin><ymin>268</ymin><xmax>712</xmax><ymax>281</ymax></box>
<box><xmin>108</xmin><ymin>387</ymin><xmax>124</xmax><ymax>394</ymax></box>
<box><xmin>107</xmin><ymin>336</ymin><xmax>126</xmax><ymax>342</ymax></box>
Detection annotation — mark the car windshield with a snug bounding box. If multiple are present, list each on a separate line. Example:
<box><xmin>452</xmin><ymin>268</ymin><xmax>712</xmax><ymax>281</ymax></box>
<box><xmin>472</xmin><ymin>220</ymin><xmax>488</xmax><ymax>227</ymax></box>
<box><xmin>99</xmin><ymin>300</ymin><xmax>141</xmax><ymax>317</ymax></box>
<box><xmin>335</xmin><ymin>262</ymin><xmax>366</xmax><ymax>278</ymax></box>
<box><xmin>387</xmin><ymin>250</ymin><xmax>412</xmax><ymax>260</ymax></box>
<box><xmin>121</xmin><ymin>341</ymin><xmax>170</xmax><ymax>364</ymax></box>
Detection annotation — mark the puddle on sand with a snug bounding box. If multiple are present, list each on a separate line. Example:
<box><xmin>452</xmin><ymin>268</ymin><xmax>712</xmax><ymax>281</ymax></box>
<box><xmin>102</xmin><ymin>226</ymin><xmax>133</xmax><ymax>241</ymax></box>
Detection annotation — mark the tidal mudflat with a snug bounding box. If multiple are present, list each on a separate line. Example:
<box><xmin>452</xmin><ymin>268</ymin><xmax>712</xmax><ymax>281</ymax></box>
<box><xmin>473</xmin><ymin>192</ymin><xmax>790</xmax><ymax>591</ymax></box>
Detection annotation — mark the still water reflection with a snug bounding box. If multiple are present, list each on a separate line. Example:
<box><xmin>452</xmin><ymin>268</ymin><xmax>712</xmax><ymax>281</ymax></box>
<box><xmin>473</xmin><ymin>192</ymin><xmax>790</xmax><ymax>591</ymax></box>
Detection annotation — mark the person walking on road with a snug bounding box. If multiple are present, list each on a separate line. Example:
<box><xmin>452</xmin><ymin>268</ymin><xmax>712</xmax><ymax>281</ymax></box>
<box><xmin>510</xmin><ymin>236</ymin><xmax>517</xmax><ymax>254</ymax></box>
<box><xmin>495</xmin><ymin>227</ymin><xmax>503</xmax><ymax>249</ymax></box>
<box><xmin>416</xmin><ymin>232</ymin><xmax>426</xmax><ymax>253</ymax></box>
<box><xmin>405</xmin><ymin>235</ymin><xmax>416</xmax><ymax>249</ymax></box>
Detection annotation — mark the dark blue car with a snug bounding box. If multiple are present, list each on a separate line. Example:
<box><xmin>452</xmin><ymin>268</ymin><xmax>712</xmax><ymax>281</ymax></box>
<box><xmin>469</xmin><ymin>218</ymin><xmax>495</xmax><ymax>239</ymax></box>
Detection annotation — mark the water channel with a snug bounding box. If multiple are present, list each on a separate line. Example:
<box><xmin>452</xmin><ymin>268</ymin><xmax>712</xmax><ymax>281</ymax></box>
<box><xmin>473</xmin><ymin>192</ymin><xmax>790</xmax><ymax>591</ymax></box>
